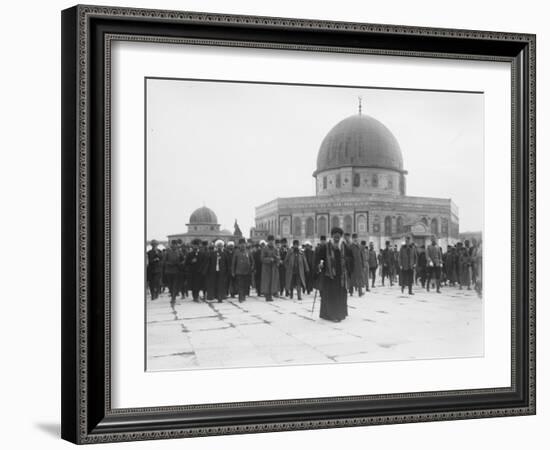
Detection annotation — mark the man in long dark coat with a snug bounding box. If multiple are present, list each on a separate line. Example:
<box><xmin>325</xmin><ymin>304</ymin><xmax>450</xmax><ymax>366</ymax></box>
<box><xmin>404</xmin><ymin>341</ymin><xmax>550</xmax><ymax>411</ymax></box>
<box><xmin>146</xmin><ymin>240</ymin><xmax>163</xmax><ymax>300</ymax></box>
<box><xmin>360</xmin><ymin>240</ymin><xmax>370</xmax><ymax>292</ymax></box>
<box><xmin>224</xmin><ymin>241</ymin><xmax>237</xmax><ymax>298</ymax></box>
<box><xmin>253</xmin><ymin>241</ymin><xmax>264</xmax><ymax>296</ymax></box>
<box><xmin>185</xmin><ymin>239</ymin><xmax>206</xmax><ymax>302</ymax></box>
<box><xmin>457</xmin><ymin>242</ymin><xmax>471</xmax><ymax>289</ymax></box>
<box><xmin>205</xmin><ymin>240</ymin><xmax>228</xmax><ymax>302</ymax></box>
<box><xmin>318</xmin><ymin>227</ymin><xmax>352</xmax><ymax>322</ymax></box>
<box><xmin>367</xmin><ymin>242</ymin><xmax>378</xmax><ymax>288</ymax></box>
<box><xmin>232</xmin><ymin>238</ymin><xmax>255</xmax><ymax>302</ymax></box>
<box><xmin>163</xmin><ymin>240</ymin><xmax>183</xmax><ymax>306</ymax></box>
<box><xmin>303</xmin><ymin>241</ymin><xmax>314</xmax><ymax>294</ymax></box>
<box><xmin>381</xmin><ymin>240</ymin><xmax>395</xmax><ymax>287</ymax></box>
<box><xmin>261</xmin><ymin>235</ymin><xmax>280</xmax><ymax>301</ymax></box>
<box><xmin>313</xmin><ymin>235</ymin><xmax>327</xmax><ymax>291</ymax></box>
<box><xmin>278</xmin><ymin>238</ymin><xmax>288</xmax><ymax>297</ymax></box>
<box><xmin>284</xmin><ymin>240</ymin><xmax>309</xmax><ymax>300</ymax></box>
<box><xmin>398</xmin><ymin>236</ymin><xmax>417</xmax><ymax>295</ymax></box>
<box><xmin>416</xmin><ymin>245</ymin><xmax>427</xmax><ymax>287</ymax></box>
<box><xmin>349</xmin><ymin>233</ymin><xmax>365</xmax><ymax>296</ymax></box>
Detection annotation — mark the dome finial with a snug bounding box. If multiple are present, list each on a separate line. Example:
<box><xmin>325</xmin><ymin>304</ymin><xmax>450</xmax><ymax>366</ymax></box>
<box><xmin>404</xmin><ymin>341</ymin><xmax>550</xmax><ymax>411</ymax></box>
<box><xmin>358</xmin><ymin>96</ymin><xmax>362</xmax><ymax>115</ymax></box>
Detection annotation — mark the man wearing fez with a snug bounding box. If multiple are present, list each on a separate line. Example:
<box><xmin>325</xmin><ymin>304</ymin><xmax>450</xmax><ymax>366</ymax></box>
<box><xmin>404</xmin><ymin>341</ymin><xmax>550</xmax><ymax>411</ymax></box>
<box><xmin>278</xmin><ymin>238</ymin><xmax>289</xmax><ymax>297</ymax></box>
<box><xmin>349</xmin><ymin>233</ymin><xmax>366</xmax><ymax>297</ymax></box>
<box><xmin>367</xmin><ymin>242</ymin><xmax>378</xmax><ymax>288</ymax></box>
<box><xmin>224</xmin><ymin>241</ymin><xmax>237</xmax><ymax>298</ymax></box>
<box><xmin>205</xmin><ymin>240</ymin><xmax>228</xmax><ymax>302</ymax></box>
<box><xmin>303</xmin><ymin>241</ymin><xmax>315</xmax><ymax>295</ymax></box>
<box><xmin>317</xmin><ymin>227</ymin><xmax>352</xmax><ymax>322</ymax></box>
<box><xmin>146</xmin><ymin>240</ymin><xmax>163</xmax><ymax>300</ymax></box>
<box><xmin>284</xmin><ymin>239</ymin><xmax>309</xmax><ymax>300</ymax></box>
<box><xmin>164</xmin><ymin>239</ymin><xmax>183</xmax><ymax>306</ymax></box>
<box><xmin>232</xmin><ymin>238</ymin><xmax>255</xmax><ymax>303</ymax></box>
<box><xmin>381</xmin><ymin>241</ymin><xmax>395</xmax><ymax>287</ymax></box>
<box><xmin>425</xmin><ymin>235</ymin><xmax>443</xmax><ymax>293</ymax></box>
<box><xmin>261</xmin><ymin>235</ymin><xmax>280</xmax><ymax>302</ymax></box>
<box><xmin>185</xmin><ymin>239</ymin><xmax>206</xmax><ymax>302</ymax></box>
<box><xmin>398</xmin><ymin>235</ymin><xmax>417</xmax><ymax>295</ymax></box>
<box><xmin>253</xmin><ymin>241</ymin><xmax>265</xmax><ymax>296</ymax></box>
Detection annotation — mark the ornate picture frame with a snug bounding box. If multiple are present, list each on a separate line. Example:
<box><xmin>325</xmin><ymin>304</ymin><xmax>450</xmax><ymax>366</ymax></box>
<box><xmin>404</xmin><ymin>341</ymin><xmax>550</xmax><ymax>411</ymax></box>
<box><xmin>61</xmin><ymin>4</ymin><xmax>535</xmax><ymax>444</ymax></box>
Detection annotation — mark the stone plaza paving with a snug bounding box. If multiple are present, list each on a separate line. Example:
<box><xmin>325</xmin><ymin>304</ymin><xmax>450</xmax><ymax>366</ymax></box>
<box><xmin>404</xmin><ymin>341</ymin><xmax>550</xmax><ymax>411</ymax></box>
<box><xmin>146</xmin><ymin>284</ymin><xmax>483</xmax><ymax>371</ymax></box>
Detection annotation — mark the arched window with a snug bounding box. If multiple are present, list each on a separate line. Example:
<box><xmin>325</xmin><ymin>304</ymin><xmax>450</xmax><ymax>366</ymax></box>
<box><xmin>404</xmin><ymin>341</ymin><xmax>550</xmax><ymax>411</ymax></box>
<box><xmin>317</xmin><ymin>216</ymin><xmax>327</xmax><ymax>237</ymax></box>
<box><xmin>331</xmin><ymin>215</ymin><xmax>340</xmax><ymax>230</ymax></box>
<box><xmin>357</xmin><ymin>215</ymin><xmax>367</xmax><ymax>233</ymax></box>
<box><xmin>396</xmin><ymin>216</ymin><xmax>404</xmax><ymax>234</ymax></box>
<box><xmin>344</xmin><ymin>215</ymin><xmax>353</xmax><ymax>234</ymax></box>
<box><xmin>372</xmin><ymin>173</ymin><xmax>379</xmax><ymax>187</ymax></box>
<box><xmin>281</xmin><ymin>218</ymin><xmax>290</xmax><ymax>236</ymax></box>
<box><xmin>384</xmin><ymin>216</ymin><xmax>392</xmax><ymax>235</ymax></box>
<box><xmin>293</xmin><ymin>217</ymin><xmax>302</xmax><ymax>237</ymax></box>
<box><xmin>323</xmin><ymin>176</ymin><xmax>327</xmax><ymax>189</ymax></box>
<box><xmin>336</xmin><ymin>174</ymin><xmax>341</xmax><ymax>188</ymax></box>
<box><xmin>305</xmin><ymin>217</ymin><xmax>314</xmax><ymax>237</ymax></box>
<box><xmin>431</xmin><ymin>218</ymin><xmax>438</xmax><ymax>235</ymax></box>
<box><xmin>353</xmin><ymin>173</ymin><xmax>360</xmax><ymax>187</ymax></box>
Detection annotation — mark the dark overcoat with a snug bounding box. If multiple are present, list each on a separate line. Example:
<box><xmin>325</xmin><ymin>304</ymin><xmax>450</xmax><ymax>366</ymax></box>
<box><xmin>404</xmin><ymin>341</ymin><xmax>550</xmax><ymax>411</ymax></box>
<box><xmin>260</xmin><ymin>245</ymin><xmax>280</xmax><ymax>295</ymax></box>
<box><xmin>398</xmin><ymin>245</ymin><xmax>417</xmax><ymax>270</ymax></box>
<box><xmin>349</xmin><ymin>242</ymin><xmax>365</xmax><ymax>288</ymax></box>
<box><xmin>284</xmin><ymin>249</ymin><xmax>309</xmax><ymax>291</ymax></box>
<box><xmin>205</xmin><ymin>249</ymin><xmax>228</xmax><ymax>300</ymax></box>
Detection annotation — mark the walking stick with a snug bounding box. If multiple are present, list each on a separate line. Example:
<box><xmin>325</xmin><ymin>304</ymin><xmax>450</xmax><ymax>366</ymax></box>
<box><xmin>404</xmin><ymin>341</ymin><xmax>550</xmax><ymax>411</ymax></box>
<box><xmin>311</xmin><ymin>288</ymin><xmax>318</xmax><ymax>315</ymax></box>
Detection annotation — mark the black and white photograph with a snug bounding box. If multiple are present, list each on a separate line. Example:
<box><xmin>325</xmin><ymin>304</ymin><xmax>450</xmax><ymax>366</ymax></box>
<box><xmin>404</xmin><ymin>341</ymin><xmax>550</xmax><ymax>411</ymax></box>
<box><xmin>145</xmin><ymin>78</ymin><xmax>484</xmax><ymax>372</ymax></box>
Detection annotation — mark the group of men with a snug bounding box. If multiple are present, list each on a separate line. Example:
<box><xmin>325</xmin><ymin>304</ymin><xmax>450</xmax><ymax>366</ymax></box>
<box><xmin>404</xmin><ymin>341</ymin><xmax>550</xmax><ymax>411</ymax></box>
<box><xmin>146</xmin><ymin>229</ymin><xmax>482</xmax><ymax>322</ymax></box>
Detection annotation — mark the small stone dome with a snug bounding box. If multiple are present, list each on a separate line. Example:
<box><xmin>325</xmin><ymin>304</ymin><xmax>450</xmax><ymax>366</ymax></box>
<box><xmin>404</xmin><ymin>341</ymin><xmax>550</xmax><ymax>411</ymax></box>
<box><xmin>314</xmin><ymin>114</ymin><xmax>404</xmax><ymax>175</ymax></box>
<box><xmin>189</xmin><ymin>206</ymin><xmax>218</xmax><ymax>224</ymax></box>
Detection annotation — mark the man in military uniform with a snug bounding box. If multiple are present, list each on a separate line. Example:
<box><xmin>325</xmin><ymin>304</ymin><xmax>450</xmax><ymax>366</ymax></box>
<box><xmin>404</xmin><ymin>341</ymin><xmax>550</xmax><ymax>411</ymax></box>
<box><xmin>425</xmin><ymin>235</ymin><xmax>443</xmax><ymax>293</ymax></box>
<box><xmin>146</xmin><ymin>240</ymin><xmax>163</xmax><ymax>300</ymax></box>
<box><xmin>367</xmin><ymin>242</ymin><xmax>378</xmax><ymax>288</ymax></box>
<box><xmin>303</xmin><ymin>241</ymin><xmax>315</xmax><ymax>295</ymax></box>
<box><xmin>232</xmin><ymin>238</ymin><xmax>255</xmax><ymax>302</ymax></box>
<box><xmin>185</xmin><ymin>239</ymin><xmax>206</xmax><ymax>302</ymax></box>
<box><xmin>398</xmin><ymin>236</ymin><xmax>417</xmax><ymax>295</ymax></box>
<box><xmin>261</xmin><ymin>235</ymin><xmax>280</xmax><ymax>302</ymax></box>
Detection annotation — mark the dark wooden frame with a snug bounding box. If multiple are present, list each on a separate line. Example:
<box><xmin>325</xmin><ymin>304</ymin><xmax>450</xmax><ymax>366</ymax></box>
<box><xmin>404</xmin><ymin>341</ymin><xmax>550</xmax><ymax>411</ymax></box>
<box><xmin>61</xmin><ymin>4</ymin><xmax>536</xmax><ymax>444</ymax></box>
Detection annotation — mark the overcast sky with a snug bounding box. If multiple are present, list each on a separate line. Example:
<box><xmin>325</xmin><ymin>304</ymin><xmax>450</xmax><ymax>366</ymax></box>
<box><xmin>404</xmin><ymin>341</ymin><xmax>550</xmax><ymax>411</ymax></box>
<box><xmin>146</xmin><ymin>78</ymin><xmax>483</xmax><ymax>240</ymax></box>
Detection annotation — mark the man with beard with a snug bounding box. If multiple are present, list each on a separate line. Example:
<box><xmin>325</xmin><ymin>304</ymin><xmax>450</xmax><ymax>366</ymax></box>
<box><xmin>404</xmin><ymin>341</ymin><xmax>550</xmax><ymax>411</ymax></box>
<box><xmin>381</xmin><ymin>240</ymin><xmax>394</xmax><ymax>287</ymax></box>
<box><xmin>261</xmin><ymin>235</ymin><xmax>280</xmax><ymax>302</ymax></box>
<box><xmin>425</xmin><ymin>235</ymin><xmax>442</xmax><ymax>293</ymax></box>
<box><xmin>318</xmin><ymin>227</ymin><xmax>352</xmax><ymax>322</ymax></box>
<box><xmin>232</xmin><ymin>238</ymin><xmax>255</xmax><ymax>303</ymax></box>
<box><xmin>398</xmin><ymin>236</ymin><xmax>417</xmax><ymax>295</ymax></box>
<box><xmin>303</xmin><ymin>241</ymin><xmax>314</xmax><ymax>295</ymax></box>
<box><xmin>146</xmin><ymin>240</ymin><xmax>163</xmax><ymax>300</ymax></box>
<box><xmin>185</xmin><ymin>239</ymin><xmax>206</xmax><ymax>302</ymax></box>
<box><xmin>284</xmin><ymin>239</ymin><xmax>309</xmax><ymax>300</ymax></box>
<box><xmin>205</xmin><ymin>240</ymin><xmax>228</xmax><ymax>302</ymax></box>
<box><xmin>348</xmin><ymin>233</ymin><xmax>365</xmax><ymax>296</ymax></box>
